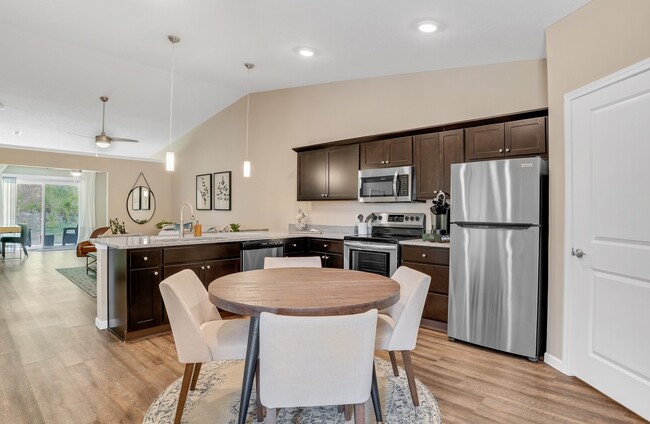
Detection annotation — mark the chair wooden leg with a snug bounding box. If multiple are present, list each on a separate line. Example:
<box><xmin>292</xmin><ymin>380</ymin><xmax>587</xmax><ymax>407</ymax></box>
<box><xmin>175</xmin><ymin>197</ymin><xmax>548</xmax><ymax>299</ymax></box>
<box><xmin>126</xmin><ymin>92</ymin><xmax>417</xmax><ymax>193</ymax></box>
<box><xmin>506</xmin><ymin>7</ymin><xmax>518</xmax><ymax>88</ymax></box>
<box><xmin>265</xmin><ymin>407</ymin><xmax>276</xmax><ymax>424</ymax></box>
<box><xmin>401</xmin><ymin>350</ymin><xmax>419</xmax><ymax>407</ymax></box>
<box><xmin>256</xmin><ymin>359</ymin><xmax>264</xmax><ymax>422</ymax></box>
<box><xmin>353</xmin><ymin>403</ymin><xmax>365</xmax><ymax>424</ymax></box>
<box><xmin>338</xmin><ymin>405</ymin><xmax>344</xmax><ymax>413</ymax></box>
<box><xmin>344</xmin><ymin>404</ymin><xmax>353</xmax><ymax>421</ymax></box>
<box><xmin>174</xmin><ymin>363</ymin><xmax>194</xmax><ymax>424</ymax></box>
<box><xmin>388</xmin><ymin>351</ymin><xmax>399</xmax><ymax>376</ymax></box>
<box><xmin>190</xmin><ymin>363</ymin><xmax>202</xmax><ymax>390</ymax></box>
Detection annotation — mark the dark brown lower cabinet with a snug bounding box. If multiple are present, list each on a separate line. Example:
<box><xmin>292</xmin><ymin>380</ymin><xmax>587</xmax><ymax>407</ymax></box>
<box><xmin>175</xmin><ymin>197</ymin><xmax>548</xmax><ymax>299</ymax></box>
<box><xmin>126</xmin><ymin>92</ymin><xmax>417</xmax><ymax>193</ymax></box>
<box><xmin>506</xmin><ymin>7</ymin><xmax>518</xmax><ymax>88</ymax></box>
<box><xmin>308</xmin><ymin>238</ymin><xmax>343</xmax><ymax>268</ymax></box>
<box><xmin>108</xmin><ymin>242</ymin><xmax>241</xmax><ymax>341</ymax></box>
<box><xmin>400</xmin><ymin>244</ymin><xmax>450</xmax><ymax>332</ymax></box>
<box><xmin>128</xmin><ymin>267</ymin><xmax>163</xmax><ymax>332</ymax></box>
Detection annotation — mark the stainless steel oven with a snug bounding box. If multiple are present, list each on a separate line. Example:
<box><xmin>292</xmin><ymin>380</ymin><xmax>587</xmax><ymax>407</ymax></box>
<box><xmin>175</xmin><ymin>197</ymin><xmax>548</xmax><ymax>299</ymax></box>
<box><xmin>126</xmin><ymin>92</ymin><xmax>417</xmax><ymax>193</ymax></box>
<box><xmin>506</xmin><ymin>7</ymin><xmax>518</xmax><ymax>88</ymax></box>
<box><xmin>344</xmin><ymin>212</ymin><xmax>426</xmax><ymax>277</ymax></box>
<box><xmin>344</xmin><ymin>240</ymin><xmax>398</xmax><ymax>277</ymax></box>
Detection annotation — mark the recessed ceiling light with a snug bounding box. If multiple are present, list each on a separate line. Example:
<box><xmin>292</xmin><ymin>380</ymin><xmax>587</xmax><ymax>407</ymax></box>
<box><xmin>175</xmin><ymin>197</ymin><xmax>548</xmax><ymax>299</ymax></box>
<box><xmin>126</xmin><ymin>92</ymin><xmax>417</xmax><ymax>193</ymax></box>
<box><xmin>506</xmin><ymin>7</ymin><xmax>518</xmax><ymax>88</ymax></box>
<box><xmin>295</xmin><ymin>47</ymin><xmax>317</xmax><ymax>58</ymax></box>
<box><xmin>413</xmin><ymin>19</ymin><xmax>440</xmax><ymax>33</ymax></box>
<box><xmin>12</xmin><ymin>130</ymin><xmax>22</xmax><ymax>136</ymax></box>
<box><xmin>418</xmin><ymin>22</ymin><xmax>438</xmax><ymax>33</ymax></box>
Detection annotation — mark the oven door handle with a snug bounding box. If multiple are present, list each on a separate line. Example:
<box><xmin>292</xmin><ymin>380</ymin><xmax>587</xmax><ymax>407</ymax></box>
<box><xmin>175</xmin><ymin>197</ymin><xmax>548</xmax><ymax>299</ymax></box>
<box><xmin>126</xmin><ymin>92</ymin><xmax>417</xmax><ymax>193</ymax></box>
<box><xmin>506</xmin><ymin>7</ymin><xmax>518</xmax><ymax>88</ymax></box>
<box><xmin>344</xmin><ymin>241</ymin><xmax>399</xmax><ymax>251</ymax></box>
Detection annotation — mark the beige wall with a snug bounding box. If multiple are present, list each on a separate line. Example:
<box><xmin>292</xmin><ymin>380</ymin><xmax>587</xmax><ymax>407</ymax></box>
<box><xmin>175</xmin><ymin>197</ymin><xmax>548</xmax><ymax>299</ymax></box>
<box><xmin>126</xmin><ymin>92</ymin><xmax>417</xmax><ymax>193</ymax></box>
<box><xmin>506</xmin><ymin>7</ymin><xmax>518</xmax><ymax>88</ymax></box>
<box><xmin>0</xmin><ymin>147</ymin><xmax>171</xmax><ymax>235</ymax></box>
<box><xmin>174</xmin><ymin>59</ymin><xmax>548</xmax><ymax>230</ymax></box>
<box><xmin>545</xmin><ymin>0</ymin><xmax>650</xmax><ymax>360</ymax></box>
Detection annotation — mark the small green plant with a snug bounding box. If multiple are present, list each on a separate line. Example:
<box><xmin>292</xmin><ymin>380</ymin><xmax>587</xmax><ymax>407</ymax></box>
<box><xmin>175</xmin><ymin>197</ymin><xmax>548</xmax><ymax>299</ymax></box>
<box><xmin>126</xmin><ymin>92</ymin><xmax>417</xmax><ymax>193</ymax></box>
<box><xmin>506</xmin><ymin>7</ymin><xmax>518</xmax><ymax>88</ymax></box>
<box><xmin>109</xmin><ymin>218</ymin><xmax>126</xmax><ymax>234</ymax></box>
<box><xmin>229</xmin><ymin>223</ymin><xmax>241</xmax><ymax>232</ymax></box>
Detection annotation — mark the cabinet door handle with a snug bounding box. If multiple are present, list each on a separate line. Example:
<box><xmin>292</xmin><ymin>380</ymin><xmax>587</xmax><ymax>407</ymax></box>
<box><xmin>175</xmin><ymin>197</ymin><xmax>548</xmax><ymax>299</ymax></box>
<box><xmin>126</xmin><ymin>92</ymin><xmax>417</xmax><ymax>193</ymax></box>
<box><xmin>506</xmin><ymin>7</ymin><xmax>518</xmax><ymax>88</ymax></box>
<box><xmin>292</xmin><ymin>243</ymin><xmax>297</xmax><ymax>247</ymax></box>
<box><xmin>154</xmin><ymin>271</ymin><xmax>159</xmax><ymax>276</ymax></box>
<box><xmin>206</xmin><ymin>265</ymin><xmax>211</xmax><ymax>269</ymax></box>
<box><xmin>201</xmin><ymin>266</ymin><xmax>205</xmax><ymax>270</ymax></box>
<box><xmin>505</xmin><ymin>148</ymin><xmax>510</xmax><ymax>153</ymax></box>
<box><xmin>323</xmin><ymin>244</ymin><xmax>328</xmax><ymax>248</ymax></box>
<box><xmin>499</xmin><ymin>148</ymin><xmax>503</xmax><ymax>153</ymax></box>
<box><xmin>386</xmin><ymin>160</ymin><xmax>390</xmax><ymax>164</ymax></box>
<box><xmin>422</xmin><ymin>253</ymin><xmax>427</xmax><ymax>258</ymax></box>
<box><xmin>143</xmin><ymin>256</ymin><xmax>148</xmax><ymax>261</ymax></box>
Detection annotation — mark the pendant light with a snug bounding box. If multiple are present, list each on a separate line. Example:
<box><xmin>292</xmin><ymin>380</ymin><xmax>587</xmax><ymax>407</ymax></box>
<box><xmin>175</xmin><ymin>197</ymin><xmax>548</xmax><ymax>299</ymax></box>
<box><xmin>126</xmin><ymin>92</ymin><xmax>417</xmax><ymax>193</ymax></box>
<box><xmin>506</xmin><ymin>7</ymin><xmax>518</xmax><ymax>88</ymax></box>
<box><xmin>166</xmin><ymin>35</ymin><xmax>180</xmax><ymax>172</ymax></box>
<box><xmin>243</xmin><ymin>63</ymin><xmax>255</xmax><ymax>178</ymax></box>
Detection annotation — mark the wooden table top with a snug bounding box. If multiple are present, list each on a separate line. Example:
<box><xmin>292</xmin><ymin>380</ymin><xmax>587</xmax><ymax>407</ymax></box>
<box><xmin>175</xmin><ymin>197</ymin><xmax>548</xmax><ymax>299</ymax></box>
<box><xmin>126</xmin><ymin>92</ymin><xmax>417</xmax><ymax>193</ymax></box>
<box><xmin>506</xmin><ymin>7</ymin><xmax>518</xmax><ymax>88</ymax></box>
<box><xmin>208</xmin><ymin>268</ymin><xmax>400</xmax><ymax>317</ymax></box>
<box><xmin>0</xmin><ymin>226</ymin><xmax>21</xmax><ymax>234</ymax></box>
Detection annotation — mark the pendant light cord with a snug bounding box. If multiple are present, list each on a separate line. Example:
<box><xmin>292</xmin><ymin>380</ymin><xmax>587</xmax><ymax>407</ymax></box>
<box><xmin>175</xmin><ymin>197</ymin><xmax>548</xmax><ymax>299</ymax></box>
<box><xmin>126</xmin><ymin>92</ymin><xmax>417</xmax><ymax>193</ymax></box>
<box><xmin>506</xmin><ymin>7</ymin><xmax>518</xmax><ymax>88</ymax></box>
<box><xmin>169</xmin><ymin>42</ymin><xmax>175</xmax><ymax>152</ymax></box>
<box><xmin>245</xmin><ymin>66</ymin><xmax>250</xmax><ymax>160</ymax></box>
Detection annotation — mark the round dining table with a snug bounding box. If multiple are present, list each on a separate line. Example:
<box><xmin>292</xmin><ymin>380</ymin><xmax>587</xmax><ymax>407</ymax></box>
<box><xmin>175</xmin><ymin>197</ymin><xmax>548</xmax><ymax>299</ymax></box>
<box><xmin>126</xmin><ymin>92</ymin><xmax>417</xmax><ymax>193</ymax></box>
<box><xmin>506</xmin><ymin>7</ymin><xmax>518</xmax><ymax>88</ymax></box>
<box><xmin>208</xmin><ymin>267</ymin><xmax>401</xmax><ymax>424</ymax></box>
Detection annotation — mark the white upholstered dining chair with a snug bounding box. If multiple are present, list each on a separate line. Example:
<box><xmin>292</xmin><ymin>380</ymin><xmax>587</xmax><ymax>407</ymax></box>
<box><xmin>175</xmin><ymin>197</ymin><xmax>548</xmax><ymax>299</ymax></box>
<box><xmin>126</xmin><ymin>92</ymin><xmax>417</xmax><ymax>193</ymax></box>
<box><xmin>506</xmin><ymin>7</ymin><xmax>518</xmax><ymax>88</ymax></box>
<box><xmin>375</xmin><ymin>265</ymin><xmax>431</xmax><ymax>406</ymax></box>
<box><xmin>263</xmin><ymin>256</ymin><xmax>322</xmax><ymax>269</ymax></box>
<box><xmin>259</xmin><ymin>309</ymin><xmax>378</xmax><ymax>424</ymax></box>
<box><xmin>159</xmin><ymin>269</ymin><xmax>250</xmax><ymax>424</ymax></box>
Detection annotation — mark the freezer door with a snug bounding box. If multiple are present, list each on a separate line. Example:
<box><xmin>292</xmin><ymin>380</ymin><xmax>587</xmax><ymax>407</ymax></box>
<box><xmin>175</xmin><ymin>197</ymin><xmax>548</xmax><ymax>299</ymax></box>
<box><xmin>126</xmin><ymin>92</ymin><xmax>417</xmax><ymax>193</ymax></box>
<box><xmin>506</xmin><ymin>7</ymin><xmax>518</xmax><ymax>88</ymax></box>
<box><xmin>450</xmin><ymin>157</ymin><xmax>546</xmax><ymax>225</ymax></box>
<box><xmin>448</xmin><ymin>223</ymin><xmax>541</xmax><ymax>358</ymax></box>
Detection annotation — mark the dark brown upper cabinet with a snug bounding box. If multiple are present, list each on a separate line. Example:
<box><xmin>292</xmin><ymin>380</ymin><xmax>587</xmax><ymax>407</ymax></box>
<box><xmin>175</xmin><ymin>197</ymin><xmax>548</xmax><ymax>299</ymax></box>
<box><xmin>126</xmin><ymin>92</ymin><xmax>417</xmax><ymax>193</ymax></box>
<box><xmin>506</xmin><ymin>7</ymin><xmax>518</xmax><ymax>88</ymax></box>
<box><xmin>360</xmin><ymin>136</ymin><xmax>413</xmax><ymax>169</ymax></box>
<box><xmin>297</xmin><ymin>144</ymin><xmax>359</xmax><ymax>201</ymax></box>
<box><xmin>505</xmin><ymin>117</ymin><xmax>547</xmax><ymax>157</ymax></box>
<box><xmin>465</xmin><ymin>117</ymin><xmax>546</xmax><ymax>161</ymax></box>
<box><xmin>415</xmin><ymin>129</ymin><xmax>464</xmax><ymax>199</ymax></box>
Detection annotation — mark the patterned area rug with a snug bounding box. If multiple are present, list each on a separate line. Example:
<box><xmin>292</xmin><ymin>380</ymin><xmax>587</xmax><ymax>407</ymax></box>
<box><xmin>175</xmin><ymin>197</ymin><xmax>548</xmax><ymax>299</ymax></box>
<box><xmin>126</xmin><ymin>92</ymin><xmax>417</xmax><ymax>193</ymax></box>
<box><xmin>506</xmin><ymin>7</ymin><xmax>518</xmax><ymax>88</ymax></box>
<box><xmin>144</xmin><ymin>358</ymin><xmax>441</xmax><ymax>424</ymax></box>
<box><xmin>56</xmin><ymin>266</ymin><xmax>96</xmax><ymax>298</ymax></box>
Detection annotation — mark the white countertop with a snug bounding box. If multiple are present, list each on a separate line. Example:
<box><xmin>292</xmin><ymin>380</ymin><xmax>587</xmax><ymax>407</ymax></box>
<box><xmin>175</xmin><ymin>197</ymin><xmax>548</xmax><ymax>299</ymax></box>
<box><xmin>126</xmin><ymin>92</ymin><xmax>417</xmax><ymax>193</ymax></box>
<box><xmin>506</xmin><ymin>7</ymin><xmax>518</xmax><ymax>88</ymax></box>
<box><xmin>93</xmin><ymin>230</ymin><xmax>348</xmax><ymax>249</ymax></box>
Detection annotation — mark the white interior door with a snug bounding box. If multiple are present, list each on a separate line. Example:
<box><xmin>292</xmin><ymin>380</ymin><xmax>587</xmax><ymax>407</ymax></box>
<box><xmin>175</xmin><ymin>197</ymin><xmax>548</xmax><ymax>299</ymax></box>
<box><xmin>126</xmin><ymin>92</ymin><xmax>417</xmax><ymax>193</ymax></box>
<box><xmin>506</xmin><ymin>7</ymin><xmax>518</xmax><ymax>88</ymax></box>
<box><xmin>566</xmin><ymin>59</ymin><xmax>650</xmax><ymax>420</ymax></box>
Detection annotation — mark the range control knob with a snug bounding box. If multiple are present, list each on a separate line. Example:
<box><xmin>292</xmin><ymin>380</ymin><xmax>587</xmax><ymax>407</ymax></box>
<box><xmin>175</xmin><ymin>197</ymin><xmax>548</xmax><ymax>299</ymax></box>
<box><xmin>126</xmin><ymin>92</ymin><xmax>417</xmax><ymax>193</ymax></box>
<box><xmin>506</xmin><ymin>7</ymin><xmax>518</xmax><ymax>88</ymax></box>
<box><xmin>415</xmin><ymin>216</ymin><xmax>420</xmax><ymax>221</ymax></box>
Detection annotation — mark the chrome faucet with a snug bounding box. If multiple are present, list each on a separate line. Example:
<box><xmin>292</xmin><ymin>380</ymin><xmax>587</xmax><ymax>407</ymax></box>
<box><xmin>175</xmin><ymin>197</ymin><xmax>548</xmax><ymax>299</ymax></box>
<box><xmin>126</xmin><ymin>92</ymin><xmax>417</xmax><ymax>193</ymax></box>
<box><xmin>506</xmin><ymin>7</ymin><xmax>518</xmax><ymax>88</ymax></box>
<box><xmin>180</xmin><ymin>202</ymin><xmax>194</xmax><ymax>238</ymax></box>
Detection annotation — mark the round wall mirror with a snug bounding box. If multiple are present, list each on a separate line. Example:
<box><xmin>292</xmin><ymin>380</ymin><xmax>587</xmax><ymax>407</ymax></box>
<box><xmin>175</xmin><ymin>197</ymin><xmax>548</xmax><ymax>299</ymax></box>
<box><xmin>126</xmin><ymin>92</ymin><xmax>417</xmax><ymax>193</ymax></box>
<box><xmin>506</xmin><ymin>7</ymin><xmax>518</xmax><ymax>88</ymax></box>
<box><xmin>127</xmin><ymin>186</ymin><xmax>156</xmax><ymax>224</ymax></box>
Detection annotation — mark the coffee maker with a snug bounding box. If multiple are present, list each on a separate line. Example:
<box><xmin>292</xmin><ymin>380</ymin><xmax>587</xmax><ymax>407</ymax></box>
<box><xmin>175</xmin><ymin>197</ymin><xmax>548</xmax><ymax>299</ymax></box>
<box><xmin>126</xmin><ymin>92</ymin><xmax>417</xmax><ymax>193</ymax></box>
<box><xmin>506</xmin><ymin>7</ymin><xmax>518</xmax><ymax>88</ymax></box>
<box><xmin>430</xmin><ymin>192</ymin><xmax>450</xmax><ymax>236</ymax></box>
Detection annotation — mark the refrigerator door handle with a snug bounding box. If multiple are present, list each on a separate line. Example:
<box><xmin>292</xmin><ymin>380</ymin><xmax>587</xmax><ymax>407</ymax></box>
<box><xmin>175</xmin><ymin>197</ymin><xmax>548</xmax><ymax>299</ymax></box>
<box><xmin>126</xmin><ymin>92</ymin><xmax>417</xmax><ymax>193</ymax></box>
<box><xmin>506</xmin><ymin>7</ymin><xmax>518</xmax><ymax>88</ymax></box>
<box><xmin>454</xmin><ymin>222</ymin><xmax>536</xmax><ymax>230</ymax></box>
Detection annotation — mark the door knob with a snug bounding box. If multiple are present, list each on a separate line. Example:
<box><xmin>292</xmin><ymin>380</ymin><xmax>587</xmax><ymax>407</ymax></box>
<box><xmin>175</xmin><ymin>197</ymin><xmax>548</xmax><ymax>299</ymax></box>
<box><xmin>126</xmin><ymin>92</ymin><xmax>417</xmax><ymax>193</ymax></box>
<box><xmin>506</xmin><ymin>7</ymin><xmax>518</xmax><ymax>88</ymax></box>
<box><xmin>572</xmin><ymin>248</ymin><xmax>586</xmax><ymax>258</ymax></box>
<box><xmin>143</xmin><ymin>256</ymin><xmax>148</xmax><ymax>261</ymax></box>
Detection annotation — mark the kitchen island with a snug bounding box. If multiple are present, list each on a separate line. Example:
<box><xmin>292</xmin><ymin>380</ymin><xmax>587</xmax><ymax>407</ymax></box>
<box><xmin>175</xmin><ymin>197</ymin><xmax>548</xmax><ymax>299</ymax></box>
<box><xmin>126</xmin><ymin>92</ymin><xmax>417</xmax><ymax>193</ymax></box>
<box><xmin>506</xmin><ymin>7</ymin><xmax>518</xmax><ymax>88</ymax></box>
<box><xmin>92</xmin><ymin>231</ymin><xmax>347</xmax><ymax>340</ymax></box>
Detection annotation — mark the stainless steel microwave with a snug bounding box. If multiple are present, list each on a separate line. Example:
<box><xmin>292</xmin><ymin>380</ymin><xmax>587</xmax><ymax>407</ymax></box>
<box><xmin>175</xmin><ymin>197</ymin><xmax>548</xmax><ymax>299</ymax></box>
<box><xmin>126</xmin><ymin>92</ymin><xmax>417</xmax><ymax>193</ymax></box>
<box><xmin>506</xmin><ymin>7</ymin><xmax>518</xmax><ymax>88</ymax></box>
<box><xmin>358</xmin><ymin>166</ymin><xmax>414</xmax><ymax>202</ymax></box>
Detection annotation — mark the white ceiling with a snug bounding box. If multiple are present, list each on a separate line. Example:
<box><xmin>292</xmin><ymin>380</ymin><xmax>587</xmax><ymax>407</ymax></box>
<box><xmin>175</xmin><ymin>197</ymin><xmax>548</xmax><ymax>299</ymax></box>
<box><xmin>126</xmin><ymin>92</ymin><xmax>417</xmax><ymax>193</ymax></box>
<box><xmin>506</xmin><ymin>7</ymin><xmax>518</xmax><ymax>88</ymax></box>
<box><xmin>0</xmin><ymin>0</ymin><xmax>591</xmax><ymax>161</ymax></box>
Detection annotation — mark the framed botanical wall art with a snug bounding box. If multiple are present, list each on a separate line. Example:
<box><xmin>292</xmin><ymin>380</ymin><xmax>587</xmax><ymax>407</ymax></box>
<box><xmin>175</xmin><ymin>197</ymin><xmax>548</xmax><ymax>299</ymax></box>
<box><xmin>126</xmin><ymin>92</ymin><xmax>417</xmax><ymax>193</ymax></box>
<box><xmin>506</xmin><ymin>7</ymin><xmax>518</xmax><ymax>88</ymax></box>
<box><xmin>213</xmin><ymin>171</ymin><xmax>231</xmax><ymax>211</ymax></box>
<box><xmin>196</xmin><ymin>173</ymin><xmax>212</xmax><ymax>210</ymax></box>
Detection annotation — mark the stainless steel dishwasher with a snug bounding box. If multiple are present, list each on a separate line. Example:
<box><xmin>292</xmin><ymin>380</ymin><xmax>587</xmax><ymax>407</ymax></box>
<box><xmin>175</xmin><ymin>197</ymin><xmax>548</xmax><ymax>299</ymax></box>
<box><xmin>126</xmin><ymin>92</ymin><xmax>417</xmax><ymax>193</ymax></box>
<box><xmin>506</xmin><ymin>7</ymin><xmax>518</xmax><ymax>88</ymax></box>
<box><xmin>240</xmin><ymin>240</ymin><xmax>284</xmax><ymax>271</ymax></box>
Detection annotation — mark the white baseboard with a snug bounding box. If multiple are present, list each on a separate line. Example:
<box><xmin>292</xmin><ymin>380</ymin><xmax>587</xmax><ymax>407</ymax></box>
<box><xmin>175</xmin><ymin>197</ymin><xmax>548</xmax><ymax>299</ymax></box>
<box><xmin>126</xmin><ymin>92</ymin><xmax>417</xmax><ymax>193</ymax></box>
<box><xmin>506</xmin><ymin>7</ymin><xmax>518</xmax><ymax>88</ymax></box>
<box><xmin>544</xmin><ymin>352</ymin><xmax>570</xmax><ymax>375</ymax></box>
<box><xmin>95</xmin><ymin>317</ymin><xmax>108</xmax><ymax>330</ymax></box>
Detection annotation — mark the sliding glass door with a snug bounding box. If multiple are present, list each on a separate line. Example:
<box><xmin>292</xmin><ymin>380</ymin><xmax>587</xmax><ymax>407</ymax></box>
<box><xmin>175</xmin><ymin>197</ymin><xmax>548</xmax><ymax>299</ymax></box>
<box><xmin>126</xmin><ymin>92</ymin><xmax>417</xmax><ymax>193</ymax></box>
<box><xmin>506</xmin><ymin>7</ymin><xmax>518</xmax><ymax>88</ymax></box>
<box><xmin>16</xmin><ymin>181</ymin><xmax>78</xmax><ymax>247</ymax></box>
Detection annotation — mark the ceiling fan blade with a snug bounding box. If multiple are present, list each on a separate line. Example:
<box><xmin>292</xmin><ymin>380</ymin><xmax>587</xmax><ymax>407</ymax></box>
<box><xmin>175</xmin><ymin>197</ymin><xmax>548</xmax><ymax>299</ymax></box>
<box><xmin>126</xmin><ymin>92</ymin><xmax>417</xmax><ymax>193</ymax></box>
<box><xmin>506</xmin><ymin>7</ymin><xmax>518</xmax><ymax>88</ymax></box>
<box><xmin>110</xmin><ymin>137</ymin><xmax>139</xmax><ymax>143</ymax></box>
<box><xmin>67</xmin><ymin>132</ymin><xmax>94</xmax><ymax>139</ymax></box>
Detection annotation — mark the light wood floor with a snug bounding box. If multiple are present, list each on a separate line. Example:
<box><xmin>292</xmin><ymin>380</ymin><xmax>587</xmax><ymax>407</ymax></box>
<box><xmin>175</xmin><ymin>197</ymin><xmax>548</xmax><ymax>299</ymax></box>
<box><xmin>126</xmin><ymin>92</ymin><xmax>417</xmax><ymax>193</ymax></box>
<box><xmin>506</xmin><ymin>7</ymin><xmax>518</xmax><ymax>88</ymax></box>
<box><xmin>0</xmin><ymin>251</ymin><xmax>646</xmax><ymax>424</ymax></box>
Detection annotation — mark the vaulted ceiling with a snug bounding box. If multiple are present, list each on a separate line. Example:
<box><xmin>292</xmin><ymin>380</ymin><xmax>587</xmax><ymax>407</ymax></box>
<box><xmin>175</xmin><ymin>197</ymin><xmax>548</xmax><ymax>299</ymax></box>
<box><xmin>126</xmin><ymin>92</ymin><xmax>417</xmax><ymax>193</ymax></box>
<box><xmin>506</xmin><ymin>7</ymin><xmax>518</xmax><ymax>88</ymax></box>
<box><xmin>0</xmin><ymin>0</ymin><xmax>591</xmax><ymax>160</ymax></box>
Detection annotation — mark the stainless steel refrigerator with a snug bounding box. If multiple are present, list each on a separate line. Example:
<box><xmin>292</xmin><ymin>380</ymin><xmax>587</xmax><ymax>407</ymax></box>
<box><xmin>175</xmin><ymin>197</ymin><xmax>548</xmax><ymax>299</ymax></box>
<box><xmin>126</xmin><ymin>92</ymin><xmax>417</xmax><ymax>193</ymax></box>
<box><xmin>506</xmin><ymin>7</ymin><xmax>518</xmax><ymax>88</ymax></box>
<box><xmin>448</xmin><ymin>157</ymin><xmax>548</xmax><ymax>360</ymax></box>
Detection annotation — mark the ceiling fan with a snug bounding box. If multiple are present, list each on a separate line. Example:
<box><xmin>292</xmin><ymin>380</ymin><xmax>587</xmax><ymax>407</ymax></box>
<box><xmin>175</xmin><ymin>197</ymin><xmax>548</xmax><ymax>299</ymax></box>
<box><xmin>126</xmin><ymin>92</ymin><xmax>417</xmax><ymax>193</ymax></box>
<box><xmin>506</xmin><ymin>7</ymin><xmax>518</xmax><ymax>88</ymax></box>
<box><xmin>70</xmin><ymin>96</ymin><xmax>139</xmax><ymax>148</ymax></box>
